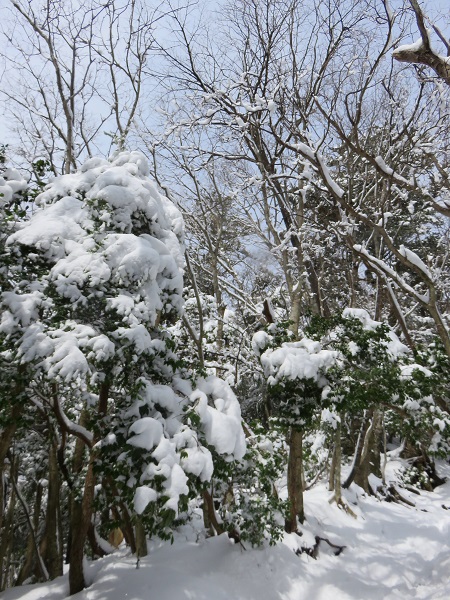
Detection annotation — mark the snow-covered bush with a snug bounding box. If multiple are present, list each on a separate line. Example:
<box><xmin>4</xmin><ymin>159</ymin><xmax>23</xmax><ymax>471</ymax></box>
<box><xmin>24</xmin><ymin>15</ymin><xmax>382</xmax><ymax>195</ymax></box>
<box><xmin>224</xmin><ymin>421</ymin><xmax>289</xmax><ymax>546</ymax></box>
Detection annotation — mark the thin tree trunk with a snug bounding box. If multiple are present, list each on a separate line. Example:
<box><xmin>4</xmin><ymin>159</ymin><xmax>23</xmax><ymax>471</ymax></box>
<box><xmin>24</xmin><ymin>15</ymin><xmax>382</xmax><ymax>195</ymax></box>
<box><xmin>333</xmin><ymin>420</ymin><xmax>342</xmax><ymax>505</ymax></box>
<box><xmin>343</xmin><ymin>414</ymin><xmax>369</xmax><ymax>489</ymax></box>
<box><xmin>11</xmin><ymin>468</ymin><xmax>49</xmax><ymax>582</ymax></box>
<box><xmin>87</xmin><ymin>523</ymin><xmax>108</xmax><ymax>558</ymax></box>
<box><xmin>0</xmin><ymin>402</ymin><xmax>23</xmax><ymax>534</ymax></box>
<box><xmin>329</xmin><ymin>442</ymin><xmax>337</xmax><ymax>492</ymax></box>
<box><xmin>66</xmin><ymin>409</ymin><xmax>88</xmax><ymax>566</ymax></box>
<box><xmin>381</xmin><ymin>413</ymin><xmax>387</xmax><ymax>485</ymax></box>
<box><xmin>201</xmin><ymin>493</ymin><xmax>214</xmax><ymax>536</ymax></box>
<box><xmin>352</xmin><ymin>411</ymin><xmax>382</xmax><ymax>494</ymax></box>
<box><xmin>68</xmin><ymin>383</ymin><xmax>109</xmax><ymax>595</ymax></box>
<box><xmin>15</xmin><ymin>480</ymin><xmax>43</xmax><ymax>586</ymax></box>
<box><xmin>108</xmin><ymin>491</ymin><xmax>136</xmax><ymax>554</ymax></box>
<box><xmin>40</xmin><ymin>441</ymin><xmax>63</xmax><ymax>579</ymax></box>
<box><xmin>0</xmin><ymin>457</ymin><xmax>18</xmax><ymax>591</ymax></box>
<box><xmin>285</xmin><ymin>291</ymin><xmax>306</xmax><ymax>533</ymax></box>
<box><xmin>202</xmin><ymin>489</ymin><xmax>224</xmax><ymax>535</ymax></box>
<box><xmin>135</xmin><ymin>518</ymin><xmax>147</xmax><ymax>559</ymax></box>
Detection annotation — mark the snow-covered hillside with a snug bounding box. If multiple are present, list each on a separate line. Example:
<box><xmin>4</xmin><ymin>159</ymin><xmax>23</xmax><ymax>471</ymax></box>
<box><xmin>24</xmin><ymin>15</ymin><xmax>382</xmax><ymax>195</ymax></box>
<box><xmin>4</xmin><ymin>459</ymin><xmax>449</xmax><ymax>600</ymax></box>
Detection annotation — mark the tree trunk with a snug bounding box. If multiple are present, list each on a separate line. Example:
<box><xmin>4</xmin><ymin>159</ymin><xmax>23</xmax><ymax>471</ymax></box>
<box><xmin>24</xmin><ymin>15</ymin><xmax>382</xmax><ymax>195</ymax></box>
<box><xmin>69</xmin><ymin>457</ymin><xmax>96</xmax><ymax>595</ymax></box>
<box><xmin>110</xmin><ymin>501</ymin><xmax>137</xmax><ymax>554</ymax></box>
<box><xmin>201</xmin><ymin>494</ymin><xmax>214</xmax><ymax>536</ymax></box>
<box><xmin>68</xmin><ymin>382</ymin><xmax>110</xmax><ymax>594</ymax></box>
<box><xmin>135</xmin><ymin>518</ymin><xmax>147</xmax><ymax>559</ymax></box>
<box><xmin>285</xmin><ymin>427</ymin><xmax>304</xmax><ymax>532</ymax></box>
<box><xmin>10</xmin><ymin>462</ymin><xmax>48</xmax><ymax>583</ymax></box>
<box><xmin>202</xmin><ymin>489</ymin><xmax>224</xmax><ymax>535</ymax></box>
<box><xmin>329</xmin><ymin>441</ymin><xmax>337</xmax><ymax>492</ymax></box>
<box><xmin>0</xmin><ymin>457</ymin><xmax>18</xmax><ymax>591</ymax></box>
<box><xmin>66</xmin><ymin>410</ymin><xmax>88</xmax><ymax>566</ymax></box>
<box><xmin>87</xmin><ymin>523</ymin><xmax>109</xmax><ymax>558</ymax></box>
<box><xmin>343</xmin><ymin>414</ymin><xmax>369</xmax><ymax>489</ymax></box>
<box><xmin>352</xmin><ymin>411</ymin><xmax>382</xmax><ymax>494</ymax></box>
<box><xmin>0</xmin><ymin>402</ymin><xmax>23</xmax><ymax>534</ymax></box>
<box><xmin>333</xmin><ymin>420</ymin><xmax>343</xmax><ymax>505</ymax></box>
<box><xmin>41</xmin><ymin>442</ymin><xmax>63</xmax><ymax>579</ymax></box>
<box><xmin>15</xmin><ymin>480</ymin><xmax>43</xmax><ymax>586</ymax></box>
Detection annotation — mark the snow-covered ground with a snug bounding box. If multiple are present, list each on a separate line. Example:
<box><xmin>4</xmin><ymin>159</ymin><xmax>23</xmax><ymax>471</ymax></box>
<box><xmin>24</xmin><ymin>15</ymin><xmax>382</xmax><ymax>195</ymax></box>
<box><xmin>4</xmin><ymin>459</ymin><xmax>450</xmax><ymax>600</ymax></box>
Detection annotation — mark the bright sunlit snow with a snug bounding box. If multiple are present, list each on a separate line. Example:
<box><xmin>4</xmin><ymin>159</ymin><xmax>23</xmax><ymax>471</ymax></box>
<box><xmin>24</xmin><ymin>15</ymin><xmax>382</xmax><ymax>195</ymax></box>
<box><xmin>3</xmin><ymin>459</ymin><xmax>449</xmax><ymax>600</ymax></box>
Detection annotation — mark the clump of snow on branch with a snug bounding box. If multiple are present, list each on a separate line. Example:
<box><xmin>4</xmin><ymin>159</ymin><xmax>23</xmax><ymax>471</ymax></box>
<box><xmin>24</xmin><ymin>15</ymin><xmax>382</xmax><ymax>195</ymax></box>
<box><xmin>260</xmin><ymin>339</ymin><xmax>337</xmax><ymax>388</ymax></box>
<box><xmin>191</xmin><ymin>376</ymin><xmax>246</xmax><ymax>459</ymax></box>
<box><xmin>0</xmin><ymin>167</ymin><xmax>28</xmax><ymax>209</ymax></box>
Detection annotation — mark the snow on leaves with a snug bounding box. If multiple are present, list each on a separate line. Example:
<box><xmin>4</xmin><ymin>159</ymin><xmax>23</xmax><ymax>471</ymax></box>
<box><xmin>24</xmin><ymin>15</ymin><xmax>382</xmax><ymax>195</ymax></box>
<box><xmin>253</xmin><ymin>310</ymin><xmax>450</xmax><ymax>452</ymax></box>
<box><xmin>0</xmin><ymin>167</ymin><xmax>28</xmax><ymax>212</ymax></box>
<box><xmin>3</xmin><ymin>152</ymin><xmax>184</xmax><ymax>367</ymax></box>
<box><xmin>118</xmin><ymin>374</ymin><xmax>244</xmax><ymax>516</ymax></box>
<box><xmin>2</xmin><ymin>152</ymin><xmax>246</xmax><ymax>524</ymax></box>
<box><xmin>260</xmin><ymin>339</ymin><xmax>337</xmax><ymax>389</ymax></box>
<box><xmin>191</xmin><ymin>376</ymin><xmax>246</xmax><ymax>460</ymax></box>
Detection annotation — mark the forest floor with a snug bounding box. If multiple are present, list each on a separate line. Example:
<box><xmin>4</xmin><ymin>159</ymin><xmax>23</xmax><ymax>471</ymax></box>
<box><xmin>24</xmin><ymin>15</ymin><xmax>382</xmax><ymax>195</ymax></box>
<box><xmin>3</xmin><ymin>457</ymin><xmax>450</xmax><ymax>600</ymax></box>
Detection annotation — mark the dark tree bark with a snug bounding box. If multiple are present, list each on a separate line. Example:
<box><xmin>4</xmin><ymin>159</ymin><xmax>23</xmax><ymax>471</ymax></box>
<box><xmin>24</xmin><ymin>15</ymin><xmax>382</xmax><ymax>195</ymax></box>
<box><xmin>350</xmin><ymin>411</ymin><xmax>382</xmax><ymax>495</ymax></box>
<box><xmin>69</xmin><ymin>456</ymin><xmax>96</xmax><ymax>595</ymax></box>
<box><xmin>285</xmin><ymin>428</ymin><xmax>304</xmax><ymax>532</ymax></box>
<box><xmin>393</xmin><ymin>0</ymin><xmax>450</xmax><ymax>86</ymax></box>
<box><xmin>40</xmin><ymin>442</ymin><xmax>63</xmax><ymax>579</ymax></box>
<box><xmin>67</xmin><ymin>382</ymin><xmax>109</xmax><ymax>595</ymax></box>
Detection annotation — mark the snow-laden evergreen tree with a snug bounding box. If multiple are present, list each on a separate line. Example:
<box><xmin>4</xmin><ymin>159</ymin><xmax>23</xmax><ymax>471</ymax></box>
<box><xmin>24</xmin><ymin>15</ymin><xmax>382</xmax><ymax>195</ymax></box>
<box><xmin>1</xmin><ymin>151</ymin><xmax>245</xmax><ymax>594</ymax></box>
<box><xmin>0</xmin><ymin>151</ymin><xmax>32</xmax><ymax>589</ymax></box>
<box><xmin>254</xmin><ymin>309</ymin><xmax>450</xmax><ymax>529</ymax></box>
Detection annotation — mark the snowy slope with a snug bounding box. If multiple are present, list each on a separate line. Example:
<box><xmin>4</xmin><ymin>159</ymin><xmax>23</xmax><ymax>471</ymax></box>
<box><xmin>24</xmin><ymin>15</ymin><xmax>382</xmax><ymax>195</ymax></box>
<box><xmin>4</xmin><ymin>460</ymin><xmax>450</xmax><ymax>600</ymax></box>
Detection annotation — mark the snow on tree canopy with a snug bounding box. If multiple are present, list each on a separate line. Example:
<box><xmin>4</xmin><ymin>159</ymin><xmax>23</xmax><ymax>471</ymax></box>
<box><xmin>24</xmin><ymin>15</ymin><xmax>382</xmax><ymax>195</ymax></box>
<box><xmin>0</xmin><ymin>166</ymin><xmax>28</xmax><ymax>262</ymax></box>
<box><xmin>342</xmin><ymin>308</ymin><xmax>410</xmax><ymax>359</ymax></box>
<box><xmin>260</xmin><ymin>339</ymin><xmax>338</xmax><ymax>389</ymax></box>
<box><xmin>1</xmin><ymin>152</ymin><xmax>246</xmax><ymax>523</ymax></box>
<box><xmin>3</xmin><ymin>151</ymin><xmax>184</xmax><ymax>342</ymax></box>
<box><xmin>118</xmin><ymin>374</ymin><xmax>244</xmax><ymax>516</ymax></box>
<box><xmin>254</xmin><ymin>309</ymin><xmax>410</xmax><ymax>391</ymax></box>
